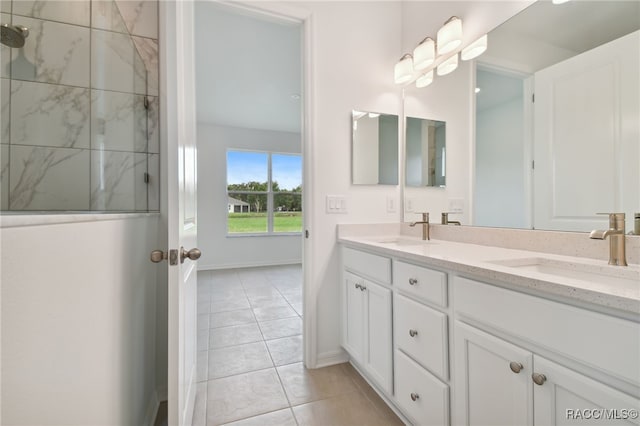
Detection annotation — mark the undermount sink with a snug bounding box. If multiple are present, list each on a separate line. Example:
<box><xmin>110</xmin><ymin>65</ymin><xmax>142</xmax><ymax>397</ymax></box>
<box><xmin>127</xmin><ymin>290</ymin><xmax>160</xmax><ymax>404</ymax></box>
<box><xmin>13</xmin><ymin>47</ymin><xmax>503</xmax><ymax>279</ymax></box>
<box><xmin>489</xmin><ymin>257</ymin><xmax>640</xmax><ymax>287</ymax></box>
<box><xmin>372</xmin><ymin>237</ymin><xmax>434</xmax><ymax>246</ymax></box>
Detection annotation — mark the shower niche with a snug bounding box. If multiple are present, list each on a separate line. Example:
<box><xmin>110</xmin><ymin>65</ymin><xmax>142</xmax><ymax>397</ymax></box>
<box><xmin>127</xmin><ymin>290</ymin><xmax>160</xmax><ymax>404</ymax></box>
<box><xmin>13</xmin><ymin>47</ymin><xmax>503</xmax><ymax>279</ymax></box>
<box><xmin>0</xmin><ymin>0</ymin><xmax>160</xmax><ymax>212</ymax></box>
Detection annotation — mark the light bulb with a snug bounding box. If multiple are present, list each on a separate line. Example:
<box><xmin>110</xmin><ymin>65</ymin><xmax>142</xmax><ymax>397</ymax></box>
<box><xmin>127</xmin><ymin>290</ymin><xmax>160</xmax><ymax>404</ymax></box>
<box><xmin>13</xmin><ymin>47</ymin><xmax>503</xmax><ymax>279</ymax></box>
<box><xmin>394</xmin><ymin>54</ymin><xmax>414</xmax><ymax>84</ymax></box>
<box><xmin>413</xmin><ymin>37</ymin><xmax>435</xmax><ymax>71</ymax></box>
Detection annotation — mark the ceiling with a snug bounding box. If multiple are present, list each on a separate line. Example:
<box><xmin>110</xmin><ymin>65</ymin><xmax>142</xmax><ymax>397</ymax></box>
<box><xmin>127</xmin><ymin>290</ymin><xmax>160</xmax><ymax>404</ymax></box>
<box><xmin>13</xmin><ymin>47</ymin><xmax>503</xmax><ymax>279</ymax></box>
<box><xmin>194</xmin><ymin>2</ymin><xmax>302</xmax><ymax>133</ymax></box>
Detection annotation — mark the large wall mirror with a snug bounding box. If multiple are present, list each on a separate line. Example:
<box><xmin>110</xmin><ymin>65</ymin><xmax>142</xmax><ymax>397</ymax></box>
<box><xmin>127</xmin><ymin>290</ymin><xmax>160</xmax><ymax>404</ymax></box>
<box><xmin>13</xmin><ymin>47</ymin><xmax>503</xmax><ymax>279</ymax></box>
<box><xmin>406</xmin><ymin>117</ymin><xmax>446</xmax><ymax>188</ymax></box>
<box><xmin>474</xmin><ymin>0</ymin><xmax>639</xmax><ymax>233</ymax></box>
<box><xmin>352</xmin><ymin>111</ymin><xmax>399</xmax><ymax>185</ymax></box>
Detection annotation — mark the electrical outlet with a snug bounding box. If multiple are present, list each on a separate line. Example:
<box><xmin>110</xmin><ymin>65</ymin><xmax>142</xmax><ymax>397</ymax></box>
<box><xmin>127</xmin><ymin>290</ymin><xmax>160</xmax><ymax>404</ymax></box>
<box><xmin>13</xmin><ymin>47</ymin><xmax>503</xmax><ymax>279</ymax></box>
<box><xmin>405</xmin><ymin>198</ymin><xmax>414</xmax><ymax>212</ymax></box>
<box><xmin>387</xmin><ymin>197</ymin><xmax>396</xmax><ymax>213</ymax></box>
<box><xmin>326</xmin><ymin>195</ymin><xmax>347</xmax><ymax>214</ymax></box>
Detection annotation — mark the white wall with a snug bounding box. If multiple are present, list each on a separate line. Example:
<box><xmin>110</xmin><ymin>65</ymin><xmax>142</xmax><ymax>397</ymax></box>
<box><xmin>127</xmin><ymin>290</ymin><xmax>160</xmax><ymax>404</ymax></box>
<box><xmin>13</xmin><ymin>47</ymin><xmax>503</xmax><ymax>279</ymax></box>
<box><xmin>197</xmin><ymin>123</ymin><xmax>303</xmax><ymax>270</ymax></box>
<box><xmin>1</xmin><ymin>215</ymin><xmax>160</xmax><ymax>425</ymax></box>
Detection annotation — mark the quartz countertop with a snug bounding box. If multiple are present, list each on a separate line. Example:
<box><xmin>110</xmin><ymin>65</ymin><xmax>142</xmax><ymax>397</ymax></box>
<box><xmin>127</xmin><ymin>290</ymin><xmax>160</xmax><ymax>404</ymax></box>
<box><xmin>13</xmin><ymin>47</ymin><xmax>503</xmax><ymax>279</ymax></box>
<box><xmin>338</xmin><ymin>232</ymin><xmax>640</xmax><ymax>317</ymax></box>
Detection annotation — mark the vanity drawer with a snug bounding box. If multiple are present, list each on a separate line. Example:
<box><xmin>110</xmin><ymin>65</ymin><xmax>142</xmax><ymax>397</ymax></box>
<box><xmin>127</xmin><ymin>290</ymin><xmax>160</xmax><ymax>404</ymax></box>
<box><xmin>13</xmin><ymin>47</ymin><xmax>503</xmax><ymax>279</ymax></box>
<box><xmin>395</xmin><ymin>294</ymin><xmax>448</xmax><ymax>380</ymax></box>
<box><xmin>395</xmin><ymin>349</ymin><xmax>449</xmax><ymax>426</ymax></box>
<box><xmin>394</xmin><ymin>260</ymin><xmax>447</xmax><ymax>307</ymax></box>
<box><xmin>343</xmin><ymin>247</ymin><xmax>391</xmax><ymax>284</ymax></box>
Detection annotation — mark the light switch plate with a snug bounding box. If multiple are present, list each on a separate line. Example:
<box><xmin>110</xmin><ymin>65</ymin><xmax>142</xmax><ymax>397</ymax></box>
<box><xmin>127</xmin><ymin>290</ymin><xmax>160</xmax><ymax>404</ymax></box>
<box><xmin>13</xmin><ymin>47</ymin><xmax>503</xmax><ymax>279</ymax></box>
<box><xmin>326</xmin><ymin>195</ymin><xmax>347</xmax><ymax>214</ymax></box>
<box><xmin>405</xmin><ymin>198</ymin><xmax>414</xmax><ymax>212</ymax></box>
<box><xmin>387</xmin><ymin>196</ymin><xmax>396</xmax><ymax>213</ymax></box>
<box><xmin>448</xmin><ymin>198</ymin><xmax>464</xmax><ymax>213</ymax></box>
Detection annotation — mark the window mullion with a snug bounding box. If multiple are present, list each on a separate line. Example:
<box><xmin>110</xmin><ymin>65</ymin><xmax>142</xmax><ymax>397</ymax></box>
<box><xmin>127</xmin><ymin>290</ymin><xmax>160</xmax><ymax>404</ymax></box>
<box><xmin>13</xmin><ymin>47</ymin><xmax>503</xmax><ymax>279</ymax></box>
<box><xmin>268</xmin><ymin>153</ymin><xmax>273</xmax><ymax>233</ymax></box>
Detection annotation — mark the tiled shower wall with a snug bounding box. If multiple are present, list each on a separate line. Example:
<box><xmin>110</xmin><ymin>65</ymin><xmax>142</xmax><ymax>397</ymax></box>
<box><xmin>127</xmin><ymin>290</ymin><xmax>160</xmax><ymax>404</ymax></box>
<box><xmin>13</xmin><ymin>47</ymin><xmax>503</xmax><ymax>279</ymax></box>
<box><xmin>0</xmin><ymin>0</ymin><xmax>159</xmax><ymax>211</ymax></box>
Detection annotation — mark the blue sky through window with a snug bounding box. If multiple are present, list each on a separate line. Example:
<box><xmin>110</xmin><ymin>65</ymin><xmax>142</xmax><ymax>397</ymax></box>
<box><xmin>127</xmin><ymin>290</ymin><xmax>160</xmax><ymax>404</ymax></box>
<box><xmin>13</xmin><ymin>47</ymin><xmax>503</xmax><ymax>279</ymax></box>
<box><xmin>227</xmin><ymin>151</ymin><xmax>301</xmax><ymax>191</ymax></box>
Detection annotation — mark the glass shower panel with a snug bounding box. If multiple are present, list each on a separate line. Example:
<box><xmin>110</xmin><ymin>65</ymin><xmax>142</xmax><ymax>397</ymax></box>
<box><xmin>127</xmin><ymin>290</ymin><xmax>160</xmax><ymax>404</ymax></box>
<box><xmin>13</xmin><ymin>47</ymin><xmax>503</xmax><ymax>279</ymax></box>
<box><xmin>0</xmin><ymin>0</ymin><xmax>159</xmax><ymax>212</ymax></box>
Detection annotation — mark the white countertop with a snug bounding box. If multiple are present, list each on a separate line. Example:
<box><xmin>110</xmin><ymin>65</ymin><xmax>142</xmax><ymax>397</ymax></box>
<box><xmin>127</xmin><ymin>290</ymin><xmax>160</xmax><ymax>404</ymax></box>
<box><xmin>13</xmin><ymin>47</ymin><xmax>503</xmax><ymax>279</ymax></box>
<box><xmin>338</xmin><ymin>233</ymin><xmax>640</xmax><ymax>316</ymax></box>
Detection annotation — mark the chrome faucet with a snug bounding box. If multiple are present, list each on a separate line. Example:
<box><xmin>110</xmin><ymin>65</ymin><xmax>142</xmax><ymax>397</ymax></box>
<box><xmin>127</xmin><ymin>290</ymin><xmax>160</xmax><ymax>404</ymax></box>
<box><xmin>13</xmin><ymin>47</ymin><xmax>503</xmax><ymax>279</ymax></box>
<box><xmin>589</xmin><ymin>213</ymin><xmax>627</xmax><ymax>266</ymax></box>
<box><xmin>410</xmin><ymin>212</ymin><xmax>430</xmax><ymax>240</ymax></box>
<box><xmin>441</xmin><ymin>212</ymin><xmax>461</xmax><ymax>226</ymax></box>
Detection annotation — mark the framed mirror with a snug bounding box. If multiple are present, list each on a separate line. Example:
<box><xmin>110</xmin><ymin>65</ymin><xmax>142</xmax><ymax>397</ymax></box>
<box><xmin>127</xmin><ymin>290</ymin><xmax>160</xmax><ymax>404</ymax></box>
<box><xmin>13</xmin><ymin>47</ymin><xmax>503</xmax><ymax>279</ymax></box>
<box><xmin>474</xmin><ymin>1</ymin><xmax>639</xmax><ymax>232</ymax></box>
<box><xmin>405</xmin><ymin>117</ymin><xmax>446</xmax><ymax>188</ymax></box>
<box><xmin>352</xmin><ymin>110</ymin><xmax>399</xmax><ymax>185</ymax></box>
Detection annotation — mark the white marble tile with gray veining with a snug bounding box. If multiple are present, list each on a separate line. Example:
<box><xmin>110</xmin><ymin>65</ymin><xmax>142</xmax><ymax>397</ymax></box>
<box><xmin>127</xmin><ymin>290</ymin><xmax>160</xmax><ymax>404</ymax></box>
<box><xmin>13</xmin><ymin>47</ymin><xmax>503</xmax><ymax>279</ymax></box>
<box><xmin>91</xmin><ymin>149</ymin><xmax>146</xmax><ymax>211</ymax></box>
<box><xmin>91</xmin><ymin>29</ymin><xmax>146</xmax><ymax>94</ymax></box>
<box><xmin>147</xmin><ymin>153</ymin><xmax>158</xmax><ymax>211</ymax></box>
<box><xmin>11</xmin><ymin>80</ymin><xmax>90</xmax><ymax>149</ymax></box>
<box><xmin>11</xmin><ymin>16</ymin><xmax>90</xmax><ymax>87</ymax></box>
<box><xmin>12</xmin><ymin>1</ymin><xmax>90</xmax><ymax>27</ymax></box>
<box><xmin>9</xmin><ymin>145</ymin><xmax>89</xmax><ymax>210</ymax></box>
<box><xmin>0</xmin><ymin>0</ymin><xmax>10</xmax><ymax>14</ymax></box>
<box><xmin>1</xmin><ymin>78</ymin><xmax>9</xmax><ymax>144</ymax></box>
<box><xmin>1</xmin><ymin>13</ymin><xmax>11</xmax><ymax>79</ymax></box>
<box><xmin>114</xmin><ymin>0</ymin><xmax>158</xmax><ymax>39</ymax></box>
<box><xmin>132</xmin><ymin>36</ymin><xmax>158</xmax><ymax>96</ymax></box>
<box><xmin>1</xmin><ymin>144</ymin><xmax>8</xmax><ymax>210</ymax></box>
<box><xmin>91</xmin><ymin>89</ymin><xmax>146</xmax><ymax>152</ymax></box>
<box><xmin>134</xmin><ymin>152</ymin><xmax>147</xmax><ymax>211</ymax></box>
<box><xmin>147</xmin><ymin>96</ymin><xmax>158</xmax><ymax>153</ymax></box>
<box><xmin>91</xmin><ymin>0</ymin><xmax>128</xmax><ymax>33</ymax></box>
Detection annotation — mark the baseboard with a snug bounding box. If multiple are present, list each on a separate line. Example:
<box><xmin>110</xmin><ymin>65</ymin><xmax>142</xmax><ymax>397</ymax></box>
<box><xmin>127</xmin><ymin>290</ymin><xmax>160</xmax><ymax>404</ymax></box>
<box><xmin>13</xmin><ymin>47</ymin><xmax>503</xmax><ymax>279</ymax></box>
<box><xmin>144</xmin><ymin>390</ymin><xmax>160</xmax><ymax>426</ymax></box>
<box><xmin>198</xmin><ymin>259</ymin><xmax>302</xmax><ymax>271</ymax></box>
<box><xmin>314</xmin><ymin>349</ymin><xmax>349</xmax><ymax>368</ymax></box>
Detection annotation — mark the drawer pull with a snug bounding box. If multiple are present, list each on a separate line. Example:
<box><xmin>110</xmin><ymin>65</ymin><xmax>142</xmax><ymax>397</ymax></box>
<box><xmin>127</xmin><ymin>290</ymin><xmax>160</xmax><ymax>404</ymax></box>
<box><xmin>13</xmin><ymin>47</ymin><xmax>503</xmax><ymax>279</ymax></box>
<box><xmin>410</xmin><ymin>392</ymin><xmax>420</xmax><ymax>401</ymax></box>
<box><xmin>409</xmin><ymin>278</ymin><xmax>418</xmax><ymax>285</ymax></box>
<box><xmin>409</xmin><ymin>329</ymin><xmax>418</xmax><ymax>337</ymax></box>
<box><xmin>532</xmin><ymin>373</ymin><xmax>547</xmax><ymax>386</ymax></box>
<box><xmin>509</xmin><ymin>362</ymin><xmax>523</xmax><ymax>374</ymax></box>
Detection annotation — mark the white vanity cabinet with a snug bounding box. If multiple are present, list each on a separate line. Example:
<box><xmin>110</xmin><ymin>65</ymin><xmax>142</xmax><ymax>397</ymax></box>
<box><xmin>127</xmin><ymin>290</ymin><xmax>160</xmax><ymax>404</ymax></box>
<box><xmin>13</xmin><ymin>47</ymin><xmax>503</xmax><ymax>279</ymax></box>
<box><xmin>342</xmin><ymin>248</ymin><xmax>393</xmax><ymax>394</ymax></box>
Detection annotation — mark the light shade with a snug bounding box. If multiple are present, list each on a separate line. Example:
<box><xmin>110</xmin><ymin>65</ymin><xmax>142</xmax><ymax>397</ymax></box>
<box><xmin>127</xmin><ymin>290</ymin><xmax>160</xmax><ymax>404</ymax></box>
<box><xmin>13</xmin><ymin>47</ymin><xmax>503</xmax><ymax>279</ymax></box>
<box><xmin>461</xmin><ymin>34</ymin><xmax>488</xmax><ymax>61</ymax></box>
<box><xmin>437</xmin><ymin>16</ymin><xmax>462</xmax><ymax>55</ymax></box>
<box><xmin>413</xmin><ymin>37</ymin><xmax>435</xmax><ymax>71</ymax></box>
<box><xmin>437</xmin><ymin>53</ymin><xmax>458</xmax><ymax>76</ymax></box>
<box><xmin>552</xmin><ymin>0</ymin><xmax>570</xmax><ymax>4</ymax></box>
<box><xmin>416</xmin><ymin>71</ymin><xmax>434</xmax><ymax>88</ymax></box>
<box><xmin>394</xmin><ymin>54</ymin><xmax>414</xmax><ymax>84</ymax></box>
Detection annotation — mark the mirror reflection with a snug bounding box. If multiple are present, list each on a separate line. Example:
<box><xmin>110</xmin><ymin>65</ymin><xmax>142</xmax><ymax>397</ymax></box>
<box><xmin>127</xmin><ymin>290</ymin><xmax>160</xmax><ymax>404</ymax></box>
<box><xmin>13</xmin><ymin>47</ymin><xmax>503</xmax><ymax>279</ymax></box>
<box><xmin>406</xmin><ymin>117</ymin><xmax>446</xmax><ymax>188</ymax></box>
<box><xmin>474</xmin><ymin>1</ymin><xmax>639</xmax><ymax>232</ymax></box>
<box><xmin>352</xmin><ymin>111</ymin><xmax>399</xmax><ymax>185</ymax></box>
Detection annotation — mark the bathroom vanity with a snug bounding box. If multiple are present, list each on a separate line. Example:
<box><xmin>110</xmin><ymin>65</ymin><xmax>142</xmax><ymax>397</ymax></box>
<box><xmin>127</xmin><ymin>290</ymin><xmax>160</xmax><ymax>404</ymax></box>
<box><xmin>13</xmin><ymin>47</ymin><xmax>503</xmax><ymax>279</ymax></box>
<box><xmin>338</xmin><ymin>225</ymin><xmax>640</xmax><ymax>425</ymax></box>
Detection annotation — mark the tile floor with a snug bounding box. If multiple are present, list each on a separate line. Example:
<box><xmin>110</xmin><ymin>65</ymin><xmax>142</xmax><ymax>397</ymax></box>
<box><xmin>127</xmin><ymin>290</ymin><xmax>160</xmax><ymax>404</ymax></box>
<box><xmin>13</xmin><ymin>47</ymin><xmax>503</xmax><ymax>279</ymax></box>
<box><xmin>194</xmin><ymin>265</ymin><xmax>404</xmax><ymax>426</ymax></box>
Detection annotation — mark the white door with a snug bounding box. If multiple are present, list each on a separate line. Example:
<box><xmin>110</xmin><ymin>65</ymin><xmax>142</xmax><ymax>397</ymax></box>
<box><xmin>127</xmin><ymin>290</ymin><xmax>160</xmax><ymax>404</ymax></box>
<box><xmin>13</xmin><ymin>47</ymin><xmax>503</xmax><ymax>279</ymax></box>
<box><xmin>161</xmin><ymin>1</ymin><xmax>199</xmax><ymax>424</ymax></box>
<box><xmin>533</xmin><ymin>31</ymin><xmax>640</xmax><ymax>232</ymax></box>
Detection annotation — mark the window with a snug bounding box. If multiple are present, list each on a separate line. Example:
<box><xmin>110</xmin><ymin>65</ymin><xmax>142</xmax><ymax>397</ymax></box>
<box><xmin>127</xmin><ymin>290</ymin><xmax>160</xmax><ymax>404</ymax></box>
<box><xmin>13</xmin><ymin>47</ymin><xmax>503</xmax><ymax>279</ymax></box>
<box><xmin>227</xmin><ymin>150</ymin><xmax>302</xmax><ymax>235</ymax></box>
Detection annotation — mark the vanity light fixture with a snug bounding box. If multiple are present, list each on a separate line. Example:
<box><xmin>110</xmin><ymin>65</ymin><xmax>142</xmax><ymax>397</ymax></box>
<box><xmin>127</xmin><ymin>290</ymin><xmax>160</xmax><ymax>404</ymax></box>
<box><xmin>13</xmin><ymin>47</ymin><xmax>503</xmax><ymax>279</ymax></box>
<box><xmin>416</xmin><ymin>70</ymin><xmax>434</xmax><ymax>88</ymax></box>
<box><xmin>437</xmin><ymin>16</ymin><xmax>462</xmax><ymax>55</ymax></box>
<box><xmin>413</xmin><ymin>37</ymin><xmax>435</xmax><ymax>71</ymax></box>
<box><xmin>552</xmin><ymin>0</ymin><xmax>571</xmax><ymax>4</ymax></box>
<box><xmin>461</xmin><ymin>34</ymin><xmax>487</xmax><ymax>61</ymax></box>
<box><xmin>394</xmin><ymin>54</ymin><xmax>414</xmax><ymax>84</ymax></box>
<box><xmin>437</xmin><ymin>53</ymin><xmax>458</xmax><ymax>76</ymax></box>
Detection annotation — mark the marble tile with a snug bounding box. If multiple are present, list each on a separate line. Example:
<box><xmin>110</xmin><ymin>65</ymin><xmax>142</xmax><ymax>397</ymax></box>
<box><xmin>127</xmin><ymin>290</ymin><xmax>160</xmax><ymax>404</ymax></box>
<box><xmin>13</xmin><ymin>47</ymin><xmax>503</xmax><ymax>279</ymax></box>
<box><xmin>91</xmin><ymin>0</ymin><xmax>128</xmax><ymax>33</ymax></box>
<box><xmin>198</xmin><ymin>313</ymin><xmax>209</xmax><ymax>330</ymax></box>
<box><xmin>91</xmin><ymin>29</ymin><xmax>146</xmax><ymax>94</ymax></box>
<box><xmin>266</xmin><ymin>335</ymin><xmax>302</xmax><ymax>366</ymax></box>
<box><xmin>12</xmin><ymin>1</ymin><xmax>90</xmax><ymax>27</ymax></box>
<box><xmin>223</xmin><ymin>408</ymin><xmax>297</xmax><ymax>426</ymax></box>
<box><xmin>197</xmin><ymin>328</ymin><xmax>209</xmax><ymax>352</ymax></box>
<box><xmin>198</xmin><ymin>301</ymin><xmax>211</xmax><ymax>315</ymax></box>
<box><xmin>208</xmin><ymin>341</ymin><xmax>273</xmax><ymax>379</ymax></box>
<box><xmin>209</xmin><ymin>323</ymin><xmax>262</xmax><ymax>349</ymax></box>
<box><xmin>193</xmin><ymin>382</ymin><xmax>207</xmax><ymax>426</ymax></box>
<box><xmin>132</xmin><ymin>36</ymin><xmax>158</xmax><ymax>96</ymax></box>
<box><xmin>276</xmin><ymin>362</ymin><xmax>359</xmax><ymax>406</ymax></box>
<box><xmin>9</xmin><ymin>145</ymin><xmax>89</xmax><ymax>210</ymax></box>
<box><xmin>0</xmin><ymin>1</ymin><xmax>10</xmax><ymax>14</ymax></box>
<box><xmin>90</xmin><ymin>150</ymin><xmax>143</xmax><ymax>211</ymax></box>
<box><xmin>292</xmin><ymin>391</ymin><xmax>393</xmax><ymax>426</ymax></box>
<box><xmin>258</xmin><ymin>317</ymin><xmax>302</xmax><ymax>340</ymax></box>
<box><xmin>147</xmin><ymin>96</ymin><xmax>159</xmax><ymax>152</ymax></box>
<box><xmin>1</xmin><ymin>13</ymin><xmax>10</xmax><ymax>78</ymax></box>
<box><xmin>197</xmin><ymin>350</ymin><xmax>208</xmax><ymax>383</ymax></box>
<box><xmin>91</xmin><ymin>89</ymin><xmax>147</xmax><ymax>152</ymax></box>
<box><xmin>210</xmin><ymin>309</ymin><xmax>256</xmax><ymax>329</ymax></box>
<box><xmin>252</xmin><ymin>305</ymin><xmax>298</xmax><ymax>322</ymax></box>
<box><xmin>248</xmin><ymin>294</ymin><xmax>290</xmax><ymax>309</ymax></box>
<box><xmin>1</xmin><ymin>144</ymin><xmax>8</xmax><ymax>210</ymax></box>
<box><xmin>134</xmin><ymin>152</ymin><xmax>147</xmax><ymax>211</ymax></box>
<box><xmin>147</xmin><ymin>153</ymin><xmax>159</xmax><ymax>211</ymax></box>
<box><xmin>1</xmin><ymin>78</ymin><xmax>9</xmax><ymax>144</ymax></box>
<box><xmin>114</xmin><ymin>0</ymin><xmax>158</xmax><ymax>39</ymax></box>
<box><xmin>11</xmin><ymin>80</ymin><xmax>90</xmax><ymax>148</ymax></box>
<box><xmin>206</xmin><ymin>369</ymin><xmax>288</xmax><ymax>425</ymax></box>
<box><xmin>211</xmin><ymin>289</ymin><xmax>247</xmax><ymax>303</ymax></box>
<box><xmin>11</xmin><ymin>17</ymin><xmax>90</xmax><ymax>87</ymax></box>
<box><xmin>211</xmin><ymin>297</ymin><xmax>251</xmax><ymax>314</ymax></box>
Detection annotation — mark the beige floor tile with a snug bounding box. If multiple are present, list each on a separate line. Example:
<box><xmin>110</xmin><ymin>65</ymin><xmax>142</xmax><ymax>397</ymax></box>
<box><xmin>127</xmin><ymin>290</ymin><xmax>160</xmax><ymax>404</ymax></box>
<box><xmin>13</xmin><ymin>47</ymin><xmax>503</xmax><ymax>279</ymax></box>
<box><xmin>209</xmin><ymin>323</ymin><xmax>262</xmax><ymax>349</ymax></box>
<box><xmin>292</xmin><ymin>391</ymin><xmax>393</xmax><ymax>426</ymax></box>
<box><xmin>210</xmin><ymin>309</ymin><xmax>256</xmax><ymax>329</ymax></box>
<box><xmin>208</xmin><ymin>341</ymin><xmax>273</xmax><ymax>379</ymax></box>
<box><xmin>211</xmin><ymin>297</ymin><xmax>251</xmax><ymax>313</ymax></box>
<box><xmin>266</xmin><ymin>335</ymin><xmax>303</xmax><ymax>366</ymax></box>
<box><xmin>197</xmin><ymin>350</ymin><xmax>208</xmax><ymax>382</ymax></box>
<box><xmin>199</xmin><ymin>313</ymin><xmax>211</xmax><ymax>330</ymax></box>
<box><xmin>193</xmin><ymin>382</ymin><xmax>207</xmax><ymax>426</ymax></box>
<box><xmin>207</xmin><ymin>369</ymin><xmax>289</xmax><ymax>425</ymax></box>
<box><xmin>198</xmin><ymin>329</ymin><xmax>210</xmax><ymax>351</ymax></box>
<box><xmin>258</xmin><ymin>317</ymin><xmax>302</xmax><ymax>340</ymax></box>
<box><xmin>277</xmin><ymin>362</ymin><xmax>358</xmax><ymax>406</ymax></box>
<box><xmin>253</xmin><ymin>305</ymin><xmax>298</xmax><ymax>321</ymax></box>
<box><xmin>248</xmin><ymin>295</ymin><xmax>290</xmax><ymax>309</ymax></box>
<box><xmin>222</xmin><ymin>408</ymin><xmax>297</xmax><ymax>426</ymax></box>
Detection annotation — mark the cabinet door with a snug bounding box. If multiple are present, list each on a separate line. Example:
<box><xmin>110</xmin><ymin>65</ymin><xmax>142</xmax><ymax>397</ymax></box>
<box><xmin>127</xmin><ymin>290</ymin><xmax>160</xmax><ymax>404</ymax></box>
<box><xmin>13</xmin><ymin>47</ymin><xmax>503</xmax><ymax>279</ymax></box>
<box><xmin>343</xmin><ymin>271</ymin><xmax>365</xmax><ymax>363</ymax></box>
<box><xmin>533</xmin><ymin>356</ymin><xmax>640</xmax><ymax>425</ymax></box>
<box><xmin>454</xmin><ymin>322</ymin><xmax>533</xmax><ymax>426</ymax></box>
<box><xmin>364</xmin><ymin>279</ymin><xmax>392</xmax><ymax>394</ymax></box>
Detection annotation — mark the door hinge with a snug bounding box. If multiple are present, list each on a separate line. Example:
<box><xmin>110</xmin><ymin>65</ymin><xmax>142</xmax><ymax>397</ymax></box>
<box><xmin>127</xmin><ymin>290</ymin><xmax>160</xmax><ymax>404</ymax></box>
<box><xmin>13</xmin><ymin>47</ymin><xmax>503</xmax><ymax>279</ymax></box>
<box><xmin>532</xmin><ymin>93</ymin><xmax>535</xmax><ymax>103</ymax></box>
<box><xmin>144</xmin><ymin>172</ymin><xmax>150</xmax><ymax>183</ymax></box>
<box><xmin>532</xmin><ymin>160</ymin><xmax>535</xmax><ymax>169</ymax></box>
<box><xmin>143</xmin><ymin>96</ymin><xmax>150</xmax><ymax>110</ymax></box>
<box><xmin>305</xmin><ymin>230</ymin><xmax>309</xmax><ymax>239</ymax></box>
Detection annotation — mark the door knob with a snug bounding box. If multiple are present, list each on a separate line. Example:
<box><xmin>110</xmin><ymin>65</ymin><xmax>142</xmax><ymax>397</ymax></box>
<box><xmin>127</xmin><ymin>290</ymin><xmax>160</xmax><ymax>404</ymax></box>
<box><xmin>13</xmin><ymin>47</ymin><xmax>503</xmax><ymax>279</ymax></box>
<box><xmin>150</xmin><ymin>249</ymin><xmax>179</xmax><ymax>265</ymax></box>
<box><xmin>180</xmin><ymin>247</ymin><xmax>202</xmax><ymax>263</ymax></box>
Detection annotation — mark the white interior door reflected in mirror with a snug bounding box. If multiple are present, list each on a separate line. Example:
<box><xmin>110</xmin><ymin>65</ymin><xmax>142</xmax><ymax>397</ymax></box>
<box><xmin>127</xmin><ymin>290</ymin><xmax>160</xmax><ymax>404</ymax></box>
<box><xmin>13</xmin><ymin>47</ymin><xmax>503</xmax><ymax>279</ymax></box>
<box><xmin>405</xmin><ymin>117</ymin><xmax>446</xmax><ymax>188</ymax></box>
<box><xmin>352</xmin><ymin>111</ymin><xmax>399</xmax><ymax>185</ymax></box>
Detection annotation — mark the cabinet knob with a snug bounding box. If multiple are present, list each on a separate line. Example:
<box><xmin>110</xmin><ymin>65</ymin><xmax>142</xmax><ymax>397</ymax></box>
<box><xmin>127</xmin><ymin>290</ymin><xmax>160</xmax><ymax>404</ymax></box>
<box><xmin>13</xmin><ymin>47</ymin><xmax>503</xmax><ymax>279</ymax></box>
<box><xmin>410</xmin><ymin>392</ymin><xmax>420</xmax><ymax>401</ymax></box>
<box><xmin>509</xmin><ymin>361</ymin><xmax>523</xmax><ymax>374</ymax></box>
<box><xmin>360</xmin><ymin>285</ymin><xmax>367</xmax><ymax>291</ymax></box>
<box><xmin>532</xmin><ymin>373</ymin><xmax>547</xmax><ymax>386</ymax></box>
<box><xmin>355</xmin><ymin>283</ymin><xmax>361</xmax><ymax>290</ymax></box>
<box><xmin>409</xmin><ymin>278</ymin><xmax>418</xmax><ymax>285</ymax></box>
<box><xmin>409</xmin><ymin>329</ymin><xmax>418</xmax><ymax>337</ymax></box>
